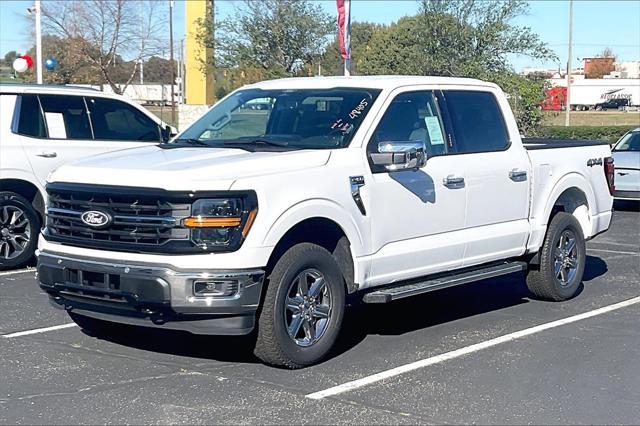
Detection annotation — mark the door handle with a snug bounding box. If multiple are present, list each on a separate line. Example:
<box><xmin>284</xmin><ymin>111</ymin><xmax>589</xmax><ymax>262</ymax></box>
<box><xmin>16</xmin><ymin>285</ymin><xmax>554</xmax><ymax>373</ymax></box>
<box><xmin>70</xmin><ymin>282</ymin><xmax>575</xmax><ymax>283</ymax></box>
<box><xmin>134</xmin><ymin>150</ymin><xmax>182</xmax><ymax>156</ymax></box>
<box><xmin>36</xmin><ymin>151</ymin><xmax>57</xmax><ymax>158</ymax></box>
<box><xmin>443</xmin><ymin>175</ymin><xmax>465</xmax><ymax>188</ymax></box>
<box><xmin>509</xmin><ymin>169</ymin><xmax>527</xmax><ymax>182</ymax></box>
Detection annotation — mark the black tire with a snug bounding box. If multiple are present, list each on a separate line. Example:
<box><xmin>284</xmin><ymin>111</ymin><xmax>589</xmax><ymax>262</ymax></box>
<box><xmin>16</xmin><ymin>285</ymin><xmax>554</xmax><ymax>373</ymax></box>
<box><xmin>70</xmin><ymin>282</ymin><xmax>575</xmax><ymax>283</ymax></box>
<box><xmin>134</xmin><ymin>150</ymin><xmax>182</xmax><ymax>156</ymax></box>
<box><xmin>0</xmin><ymin>192</ymin><xmax>40</xmax><ymax>270</ymax></box>
<box><xmin>68</xmin><ymin>312</ymin><xmax>112</xmax><ymax>337</ymax></box>
<box><xmin>254</xmin><ymin>243</ymin><xmax>345</xmax><ymax>368</ymax></box>
<box><xmin>526</xmin><ymin>212</ymin><xmax>586</xmax><ymax>301</ymax></box>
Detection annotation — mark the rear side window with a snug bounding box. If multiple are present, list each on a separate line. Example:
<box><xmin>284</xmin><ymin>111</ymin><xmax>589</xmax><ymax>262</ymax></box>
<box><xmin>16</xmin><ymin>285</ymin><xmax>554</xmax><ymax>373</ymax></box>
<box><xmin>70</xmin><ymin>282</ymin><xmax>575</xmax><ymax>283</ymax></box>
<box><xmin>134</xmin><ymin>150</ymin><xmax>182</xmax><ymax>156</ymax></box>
<box><xmin>39</xmin><ymin>95</ymin><xmax>92</xmax><ymax>140</ymax></box>
<box><xmin>87</xmin><ymin>97</ymin><xmax>160</xmax><ymax>142</ymax></box>
<box><xmin>444</xmin><ymin>91</ymin><xmax>510</xmax><ymax>153</ymax></box>
<box><xmin>16</xmin><ymin>95</ymin><xmax>47</xmax><ymax>138</ymax></box>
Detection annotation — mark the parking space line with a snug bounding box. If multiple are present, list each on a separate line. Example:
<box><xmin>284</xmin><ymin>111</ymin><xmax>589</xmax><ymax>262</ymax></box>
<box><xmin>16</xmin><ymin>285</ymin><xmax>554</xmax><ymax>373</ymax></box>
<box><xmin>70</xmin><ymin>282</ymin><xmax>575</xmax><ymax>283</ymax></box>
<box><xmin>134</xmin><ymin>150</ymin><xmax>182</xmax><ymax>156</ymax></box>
<box><xmin>306</xmin><ymin>296</ymin><xmax>640</xmax><ymax>400</ymax></box>
<box><xmin>587</xmin><ymin>248</ymin><xmax>639</xmax><ymax>255</ymax></box>
<box><xmin>1</xmin><ymin>323</ymin><xmax>78</xmax><ymax>338</ymax></box>
<box><xmin>0</xmin><ymin>268</ymin><xmax>35</xmax><ymax>277</ymax></box>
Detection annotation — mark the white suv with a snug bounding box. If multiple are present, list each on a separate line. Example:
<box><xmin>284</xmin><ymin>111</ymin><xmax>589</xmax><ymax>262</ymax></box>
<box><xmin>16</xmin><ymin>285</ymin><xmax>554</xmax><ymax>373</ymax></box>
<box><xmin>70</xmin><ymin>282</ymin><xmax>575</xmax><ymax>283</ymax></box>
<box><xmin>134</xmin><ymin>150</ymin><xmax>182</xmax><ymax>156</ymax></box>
<box><xmin>0</xmin><ymin>83</ymin><xmax>176</xmax><ymax>269</ymax></box>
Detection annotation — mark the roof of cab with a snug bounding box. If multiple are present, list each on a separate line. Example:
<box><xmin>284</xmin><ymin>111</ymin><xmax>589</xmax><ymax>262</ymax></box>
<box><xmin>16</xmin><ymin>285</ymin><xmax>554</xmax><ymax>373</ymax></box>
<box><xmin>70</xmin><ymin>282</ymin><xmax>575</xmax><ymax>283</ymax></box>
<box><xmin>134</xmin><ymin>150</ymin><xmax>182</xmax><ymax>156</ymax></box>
<box><xmin>0</xmin><ymin>83</ymin><xmax>101</xmax><ymax>95</ymax></box>
<box><xmin>243</xmin><ymin>75</ymin><xmax>499</xmax><ymax>91</ymax></box>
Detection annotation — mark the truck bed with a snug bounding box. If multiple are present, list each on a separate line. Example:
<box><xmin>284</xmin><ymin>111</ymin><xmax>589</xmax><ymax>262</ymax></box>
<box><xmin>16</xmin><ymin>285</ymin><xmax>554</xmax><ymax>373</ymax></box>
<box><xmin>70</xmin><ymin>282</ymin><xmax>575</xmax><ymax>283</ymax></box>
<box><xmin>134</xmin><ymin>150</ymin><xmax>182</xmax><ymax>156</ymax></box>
<box><xmin>523</xmin><ymin>138</ymin><xmax>610</xmax><ymax>150</ymax></box>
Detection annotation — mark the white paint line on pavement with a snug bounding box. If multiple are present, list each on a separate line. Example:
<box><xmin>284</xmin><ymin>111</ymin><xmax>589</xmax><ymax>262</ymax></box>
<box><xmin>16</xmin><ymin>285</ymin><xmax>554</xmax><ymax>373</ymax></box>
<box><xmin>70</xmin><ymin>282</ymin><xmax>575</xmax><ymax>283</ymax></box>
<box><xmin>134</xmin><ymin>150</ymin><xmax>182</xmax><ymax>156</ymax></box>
<box><xmin>0</xmin><ymin>268</ymin><xmax>35</xmax><ymax>277</ymax></box>
<box><xmin>587</xmin><ymin>248</ymin><xmax>639</xmax><ymax>256</ymax></box>
<box><xmin>306</xmin><ymin>296</ymin><xmax>640</xmax><ymax>400</ymax></box>
<box><xmin>1</xmin><ymin>323</ymin><xmax>78</xmax><ymax>338</ymax></box>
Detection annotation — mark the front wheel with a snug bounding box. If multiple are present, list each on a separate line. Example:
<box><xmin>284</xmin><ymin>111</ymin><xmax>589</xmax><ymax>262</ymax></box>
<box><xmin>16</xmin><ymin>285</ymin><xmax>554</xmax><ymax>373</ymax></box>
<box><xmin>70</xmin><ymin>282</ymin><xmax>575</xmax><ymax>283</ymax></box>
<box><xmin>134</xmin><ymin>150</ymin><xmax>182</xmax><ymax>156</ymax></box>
<box><xmin>526</xmin><ymin>212</ymin><xmax>586</xmax><ymax>301</ymax></box>
<box><xmin>0</xmin><ymin>192</ymin><xmax>40</xmax><ymax>270</ymax></box>
<box><xmin>254</xmin><ymin>243</ymin><xmax>345</xmax><ymax>368</ymax></box>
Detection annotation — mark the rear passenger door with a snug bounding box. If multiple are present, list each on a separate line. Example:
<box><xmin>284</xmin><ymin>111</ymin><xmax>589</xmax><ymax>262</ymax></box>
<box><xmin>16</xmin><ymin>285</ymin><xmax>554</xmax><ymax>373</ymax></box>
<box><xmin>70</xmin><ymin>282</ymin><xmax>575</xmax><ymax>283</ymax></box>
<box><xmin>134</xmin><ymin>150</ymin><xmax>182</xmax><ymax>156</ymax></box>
<box><xmin>15</xmin><ymin>94</ymin><xmax>163</xmax><ymax>186</ymax></box>
<box><xmin>442</xmin><ymin>89</ymin><xmax>531</xmax><ymax>267</ymax></box>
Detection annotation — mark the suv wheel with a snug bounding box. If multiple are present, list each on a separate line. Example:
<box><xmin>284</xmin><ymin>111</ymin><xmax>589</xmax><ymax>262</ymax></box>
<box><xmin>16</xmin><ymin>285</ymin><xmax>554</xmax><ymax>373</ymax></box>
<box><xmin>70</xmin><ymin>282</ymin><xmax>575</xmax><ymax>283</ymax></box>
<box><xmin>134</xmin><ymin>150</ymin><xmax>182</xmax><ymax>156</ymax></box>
<box><xmin>526</xmin><ymin>212</ymin><xmax>586</xmax><ymax>301</ymax></box>
<box><xmin>0</xmin><ymin>192</ymin><xmax>40</xmax><ymax>270</ymax></box>
<box><xmin>254</xmin><ymin>243</ymin><xmax>345</xmax><ymax>368</ymax></box>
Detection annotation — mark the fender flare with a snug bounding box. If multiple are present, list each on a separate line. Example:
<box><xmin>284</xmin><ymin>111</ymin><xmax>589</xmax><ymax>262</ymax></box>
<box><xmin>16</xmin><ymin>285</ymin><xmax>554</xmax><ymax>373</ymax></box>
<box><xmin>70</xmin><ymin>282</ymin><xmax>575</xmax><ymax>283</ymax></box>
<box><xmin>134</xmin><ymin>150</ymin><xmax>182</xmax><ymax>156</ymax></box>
<box><xmin>540</xmin><ymin>172</ymin><xmax>596</xmax><ymax>238</ymax></box>
<box><xmin>262</xmin><ymin>198</ymin><xmax>366</xmax><ymax>257</ymax></box>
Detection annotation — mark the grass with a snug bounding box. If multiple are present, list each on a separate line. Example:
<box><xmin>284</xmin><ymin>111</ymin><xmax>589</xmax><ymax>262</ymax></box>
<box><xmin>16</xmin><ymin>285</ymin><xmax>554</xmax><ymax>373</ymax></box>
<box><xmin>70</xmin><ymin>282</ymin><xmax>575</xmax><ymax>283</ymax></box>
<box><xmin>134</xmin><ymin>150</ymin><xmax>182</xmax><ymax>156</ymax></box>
<box><xmin>542</xmin><ymin>111</ymin><xmax>640</xmax><ymax>127</ymax></box>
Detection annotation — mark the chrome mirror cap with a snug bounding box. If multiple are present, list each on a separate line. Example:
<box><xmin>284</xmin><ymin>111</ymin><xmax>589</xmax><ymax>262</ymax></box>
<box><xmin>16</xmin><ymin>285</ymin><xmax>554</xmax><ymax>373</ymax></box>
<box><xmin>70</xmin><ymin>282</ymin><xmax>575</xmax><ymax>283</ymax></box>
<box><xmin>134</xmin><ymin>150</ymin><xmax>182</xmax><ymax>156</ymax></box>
<box><xmin>371</xmin><ymin>140</ymin><xmax>427</xmax><ymax>171</ymax></box>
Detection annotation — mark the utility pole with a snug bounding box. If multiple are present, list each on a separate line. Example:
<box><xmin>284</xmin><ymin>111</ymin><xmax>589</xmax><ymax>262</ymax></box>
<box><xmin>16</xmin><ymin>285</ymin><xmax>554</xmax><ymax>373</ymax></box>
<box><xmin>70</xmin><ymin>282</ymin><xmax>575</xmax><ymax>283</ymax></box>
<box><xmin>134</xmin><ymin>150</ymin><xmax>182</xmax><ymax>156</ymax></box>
<box><xmin>169</xmin><ymin>0</ymin><xmax>176</xmax><ymax>123</ymax></box>
<box><xmin>34</xmin><ymin>0</ymin><xmax>42</xmax><ymax>84</ymax></box>
<box><xmin>139</xmin><ymin>1</ymin><xmax>144</xmax><ymax>85</ymax></box>
<box><xmin>565</xmin><ymin>0</ymin><xmax>573</xmax><ymax>127</ymax></box>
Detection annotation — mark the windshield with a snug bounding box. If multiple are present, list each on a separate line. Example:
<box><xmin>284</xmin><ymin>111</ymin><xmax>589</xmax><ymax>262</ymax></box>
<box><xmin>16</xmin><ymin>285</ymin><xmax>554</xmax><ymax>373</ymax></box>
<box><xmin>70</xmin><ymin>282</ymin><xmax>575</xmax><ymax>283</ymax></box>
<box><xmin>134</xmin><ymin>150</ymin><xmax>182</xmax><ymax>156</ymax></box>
<box><xmin>613</xmin><ymin>132</ymin><xmax>640</xmax><ymax>152</ymax></box>
<box><xmin>176</xmin><ymin>87</ymin><xmax>381</xmax><ymax>150</ymax></box>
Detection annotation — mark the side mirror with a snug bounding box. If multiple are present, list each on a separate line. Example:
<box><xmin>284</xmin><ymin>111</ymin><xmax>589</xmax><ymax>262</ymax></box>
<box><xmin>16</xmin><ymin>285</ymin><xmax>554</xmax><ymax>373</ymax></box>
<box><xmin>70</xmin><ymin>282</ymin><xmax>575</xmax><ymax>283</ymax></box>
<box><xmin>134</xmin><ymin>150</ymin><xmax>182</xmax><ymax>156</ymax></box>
<box><xmin>370</xmin><ymin>141</ymin><xmax>427</xmax><ymax>171</ymax></box>
<box><xmin>161</xmin><ymin>124</ymin><xmax>178</xmax><ymax>142</ymax></box>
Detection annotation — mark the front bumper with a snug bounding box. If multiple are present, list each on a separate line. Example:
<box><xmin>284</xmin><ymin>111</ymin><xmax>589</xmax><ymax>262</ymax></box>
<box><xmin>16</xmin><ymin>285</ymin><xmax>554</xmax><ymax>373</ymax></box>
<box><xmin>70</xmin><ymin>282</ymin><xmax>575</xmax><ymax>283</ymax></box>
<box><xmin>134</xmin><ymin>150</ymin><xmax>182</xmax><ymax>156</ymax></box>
<box><xmin>37</xmin><ymin>251</ymin><xmax>264</xmax><ymax>335</ymax></box>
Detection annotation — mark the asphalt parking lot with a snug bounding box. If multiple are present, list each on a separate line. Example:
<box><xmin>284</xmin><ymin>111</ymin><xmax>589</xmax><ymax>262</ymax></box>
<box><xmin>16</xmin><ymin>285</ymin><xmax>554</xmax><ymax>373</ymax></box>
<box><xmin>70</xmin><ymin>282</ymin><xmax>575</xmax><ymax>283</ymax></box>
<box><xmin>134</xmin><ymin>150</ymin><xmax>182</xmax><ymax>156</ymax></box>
<box><xmin>1</xmin><ymin>202</ymin><xmax>639</xmax><ymax>425</ymax></box>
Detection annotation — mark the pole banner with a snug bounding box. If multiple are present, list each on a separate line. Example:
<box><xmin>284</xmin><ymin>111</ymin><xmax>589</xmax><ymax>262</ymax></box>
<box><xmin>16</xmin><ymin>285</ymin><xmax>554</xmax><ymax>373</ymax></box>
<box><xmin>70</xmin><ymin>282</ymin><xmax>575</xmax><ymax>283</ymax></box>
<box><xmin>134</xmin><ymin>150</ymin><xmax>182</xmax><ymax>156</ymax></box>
<box><xmin>336</xmin><ymin>0</ymin><xmax>351</xmax><ymax>60</ymax></box>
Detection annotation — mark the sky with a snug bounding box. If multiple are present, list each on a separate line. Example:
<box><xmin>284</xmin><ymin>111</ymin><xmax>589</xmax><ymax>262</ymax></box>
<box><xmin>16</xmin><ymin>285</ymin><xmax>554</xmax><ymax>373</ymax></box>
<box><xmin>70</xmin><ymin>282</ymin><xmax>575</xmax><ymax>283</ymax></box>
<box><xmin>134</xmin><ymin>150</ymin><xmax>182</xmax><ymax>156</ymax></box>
<box><xmin>1</xmin><ymin>0</ymin><xmax>639</xmax><ymax>72</ymax></box>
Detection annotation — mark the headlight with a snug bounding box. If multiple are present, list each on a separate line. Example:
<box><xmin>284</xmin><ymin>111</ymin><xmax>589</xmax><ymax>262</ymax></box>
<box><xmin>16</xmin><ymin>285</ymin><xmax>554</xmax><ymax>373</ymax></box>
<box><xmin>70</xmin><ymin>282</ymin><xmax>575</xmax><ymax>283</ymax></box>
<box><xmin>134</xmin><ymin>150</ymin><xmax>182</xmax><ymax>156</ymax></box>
<box><xmin>182</xmin><ymin>194</ymin><xmax>258</xmax><ymax>251</ymax></box>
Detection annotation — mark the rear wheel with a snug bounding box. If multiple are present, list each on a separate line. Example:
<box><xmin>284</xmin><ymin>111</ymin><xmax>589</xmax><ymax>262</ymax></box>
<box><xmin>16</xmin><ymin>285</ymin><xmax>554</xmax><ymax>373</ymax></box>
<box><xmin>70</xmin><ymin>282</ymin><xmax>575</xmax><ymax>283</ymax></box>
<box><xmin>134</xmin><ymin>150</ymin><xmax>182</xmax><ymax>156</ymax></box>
<box><xmin>0</xmin><ymin>192</ymin><xmax>40</xmax><ymax>270</ymax></box>
<box><xmin>526</xmin><ymin>212</ymin><xmax>586</xmax><ymax>301</ymax></box>
<box><xmin>254</xmin><ymin>243</ymin><xmax>345</xmax><ymax>368</ymax></box>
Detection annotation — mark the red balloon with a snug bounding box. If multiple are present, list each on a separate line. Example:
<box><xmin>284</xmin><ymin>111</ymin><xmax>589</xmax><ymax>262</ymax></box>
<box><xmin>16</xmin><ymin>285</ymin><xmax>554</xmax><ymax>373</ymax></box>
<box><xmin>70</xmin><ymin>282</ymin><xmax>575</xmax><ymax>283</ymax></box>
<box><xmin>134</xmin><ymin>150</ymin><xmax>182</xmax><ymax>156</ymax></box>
<box><xmin>21</xmin><ymin>54</ymin><xmax>34</xmax><ymax>69</ymax></box>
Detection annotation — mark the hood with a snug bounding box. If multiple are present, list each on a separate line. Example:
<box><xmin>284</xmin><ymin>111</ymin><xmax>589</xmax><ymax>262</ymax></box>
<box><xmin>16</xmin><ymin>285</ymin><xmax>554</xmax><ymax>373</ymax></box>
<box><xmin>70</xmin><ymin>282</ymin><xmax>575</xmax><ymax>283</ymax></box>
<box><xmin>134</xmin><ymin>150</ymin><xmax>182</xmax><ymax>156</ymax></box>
<box><xmin>612</xmin><ymin>151</ymin><xmax>640</xmax><ymax>170</ymax></box>
<box><xmin>50</xmin><ymin>145</ymin><xmax>332</xmax><ymax>191</ymax></box>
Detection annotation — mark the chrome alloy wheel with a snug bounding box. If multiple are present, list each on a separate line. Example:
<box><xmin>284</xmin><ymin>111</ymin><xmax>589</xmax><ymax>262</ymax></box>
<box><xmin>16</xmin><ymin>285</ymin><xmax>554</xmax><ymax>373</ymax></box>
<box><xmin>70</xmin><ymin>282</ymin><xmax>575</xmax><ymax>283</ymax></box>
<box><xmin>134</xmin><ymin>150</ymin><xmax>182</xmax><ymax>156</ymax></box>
<box><xmin>0</xmin><ymin>205</ymin><xmax>31</xmax><ymax>260</ymax></box>
<box><xmin>284</xmin><ymin>269</ymin><xmax>332</xmax><ymax>347</ymax></box>
<box><xmin>554</xmin><ymin>229</ymin><xmax>578</xmax><ymax>286</ymax></box>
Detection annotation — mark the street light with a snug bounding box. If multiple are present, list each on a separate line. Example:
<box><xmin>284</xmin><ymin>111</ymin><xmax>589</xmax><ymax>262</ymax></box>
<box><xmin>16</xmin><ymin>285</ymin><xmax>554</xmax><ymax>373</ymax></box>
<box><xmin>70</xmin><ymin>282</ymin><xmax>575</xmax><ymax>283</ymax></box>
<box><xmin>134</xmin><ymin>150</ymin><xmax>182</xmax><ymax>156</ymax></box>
<box><xmin>27</xmin><ymin>1</ymin><xmax>43</xmax><ymax>84</ymax></box>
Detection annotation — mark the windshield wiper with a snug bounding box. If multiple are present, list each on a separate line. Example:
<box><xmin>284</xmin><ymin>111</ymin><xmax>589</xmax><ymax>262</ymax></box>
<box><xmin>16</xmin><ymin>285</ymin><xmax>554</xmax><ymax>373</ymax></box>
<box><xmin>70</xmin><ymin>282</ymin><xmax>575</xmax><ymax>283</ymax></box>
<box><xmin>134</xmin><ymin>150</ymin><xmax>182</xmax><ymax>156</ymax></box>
<box><xmin>171</xmin><ymin>138</ymin><xmax>212</xmax><ymax>147</ymax></box>
<box><xmin>223</xmin><ymin>138</ymin><xmax>289</xmax><ymax>147</ymax></box>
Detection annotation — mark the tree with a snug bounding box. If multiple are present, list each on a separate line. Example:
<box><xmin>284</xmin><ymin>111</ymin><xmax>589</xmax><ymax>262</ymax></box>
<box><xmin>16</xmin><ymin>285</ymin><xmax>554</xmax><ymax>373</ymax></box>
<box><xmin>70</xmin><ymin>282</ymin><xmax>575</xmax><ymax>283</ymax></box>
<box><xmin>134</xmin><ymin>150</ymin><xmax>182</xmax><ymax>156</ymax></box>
<box><xmin>21</xmin><ymin>35</ymin><xmax>101</xmax><ymax>84</ymax></box>
<box><xmin>358</xmin><ymin>0</ymin><xmax>556</xmax><ymax>78</ymax></box>
<box><xmin>3</xmin><ymin>51</ymin><xmax>18</xmax><ymax>66</ymax></box>
<box><xmin>143</xmin><ymin>56</ymin><xmax>176</xmax><ymax>84</ymax></box>
<box><xmin>199</xmin><ymin>0</ymin><xmax>334</xmax><ymax>78</ymax></box>
<box><xmin>319</xmin><ymin>21</ymin><xmax>387</xmax><ymax>75</ymax></box>
<box><xmin>585</xmin><ymin>47</ymin><xmax>616</xmax><ymax>79</ymax></box>
<box><xmin>41</xmin><ymin>0</ymin><xmax>166</xmax><ymax>94</ymax></box>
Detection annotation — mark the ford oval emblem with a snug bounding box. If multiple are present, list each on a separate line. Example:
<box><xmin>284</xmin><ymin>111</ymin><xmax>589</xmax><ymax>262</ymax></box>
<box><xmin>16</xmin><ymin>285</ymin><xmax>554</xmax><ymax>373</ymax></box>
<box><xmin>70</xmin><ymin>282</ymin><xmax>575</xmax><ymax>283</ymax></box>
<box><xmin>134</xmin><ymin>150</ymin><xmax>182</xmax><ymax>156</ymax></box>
<box><xmin>80</xmin><ymin>210</ymin><xmax>112</xmax><ymax>228</ymax></box>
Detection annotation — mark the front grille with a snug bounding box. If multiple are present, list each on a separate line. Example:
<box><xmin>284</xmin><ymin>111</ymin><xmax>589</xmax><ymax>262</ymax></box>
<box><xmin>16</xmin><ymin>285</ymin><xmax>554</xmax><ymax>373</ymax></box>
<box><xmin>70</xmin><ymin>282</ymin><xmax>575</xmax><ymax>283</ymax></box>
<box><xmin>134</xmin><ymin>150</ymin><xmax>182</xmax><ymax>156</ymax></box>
<box><xmin>46</xmin><ymin>183</ymin><xmax>191</xmax><ymax>252</ymax></box>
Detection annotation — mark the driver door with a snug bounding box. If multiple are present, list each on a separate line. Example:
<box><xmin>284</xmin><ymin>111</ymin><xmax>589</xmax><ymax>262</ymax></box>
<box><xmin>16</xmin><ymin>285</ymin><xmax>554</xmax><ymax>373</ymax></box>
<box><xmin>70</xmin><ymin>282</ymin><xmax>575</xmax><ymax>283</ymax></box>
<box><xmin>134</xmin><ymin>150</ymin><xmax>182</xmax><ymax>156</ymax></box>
<box><xmin>364</xmin><ymin>89</ymin><xmax>467</xmax><ymax>287</ymax></box>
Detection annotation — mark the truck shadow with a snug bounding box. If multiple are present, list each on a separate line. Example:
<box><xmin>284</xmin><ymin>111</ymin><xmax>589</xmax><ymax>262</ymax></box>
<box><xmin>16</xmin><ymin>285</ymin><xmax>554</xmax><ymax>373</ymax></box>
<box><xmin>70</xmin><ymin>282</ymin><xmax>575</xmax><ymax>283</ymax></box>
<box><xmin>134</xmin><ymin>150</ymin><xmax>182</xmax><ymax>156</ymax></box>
<box><xmin>85</xmin><ymin>255</ymin><xmax>608</xmax><ymax>365</ymax></box>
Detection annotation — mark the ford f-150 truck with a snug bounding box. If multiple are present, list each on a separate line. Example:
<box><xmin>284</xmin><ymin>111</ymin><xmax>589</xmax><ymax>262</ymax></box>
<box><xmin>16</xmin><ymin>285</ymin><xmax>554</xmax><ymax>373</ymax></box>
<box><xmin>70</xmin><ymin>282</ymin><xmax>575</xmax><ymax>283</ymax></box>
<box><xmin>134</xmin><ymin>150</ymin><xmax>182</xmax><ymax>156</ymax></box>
<box><xmin>37</xmin><ymin>76</ymin><xmax>615</xmax><ymax>368</ymax></box>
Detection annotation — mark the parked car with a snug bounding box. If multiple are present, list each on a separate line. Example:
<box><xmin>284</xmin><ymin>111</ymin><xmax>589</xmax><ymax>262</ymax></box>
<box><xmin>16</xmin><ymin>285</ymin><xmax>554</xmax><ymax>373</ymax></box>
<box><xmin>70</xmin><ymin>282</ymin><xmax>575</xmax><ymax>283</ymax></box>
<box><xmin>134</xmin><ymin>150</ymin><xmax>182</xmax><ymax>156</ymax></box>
<box><xmin>594</xmin><ymin>98</ymin><xmax>630</xmax><ymax>111</ymax></box>
<box><xmin>37</xmin><ymin>76</ymin><xmax>613</xmax><ymax>368</ymax></box>
<box><xmin>611</xmin><ymin>127</ymin><xmax>640</xmax><ymax>200</ymax></box>
<box><xmin>0</xmin><ymin>83</ymin><xmax>176</xmax><ymax>269</ymax></box>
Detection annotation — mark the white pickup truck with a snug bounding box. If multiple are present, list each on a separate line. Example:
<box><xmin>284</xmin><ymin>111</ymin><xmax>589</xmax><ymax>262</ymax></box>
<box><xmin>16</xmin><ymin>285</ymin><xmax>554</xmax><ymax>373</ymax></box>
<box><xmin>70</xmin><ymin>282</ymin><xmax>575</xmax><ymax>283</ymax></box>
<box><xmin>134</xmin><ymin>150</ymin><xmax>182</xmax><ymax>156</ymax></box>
<box><xmin>37</xmin><ymin>76</ymin><xmax>614</xmax><ymax>368</ymax></box>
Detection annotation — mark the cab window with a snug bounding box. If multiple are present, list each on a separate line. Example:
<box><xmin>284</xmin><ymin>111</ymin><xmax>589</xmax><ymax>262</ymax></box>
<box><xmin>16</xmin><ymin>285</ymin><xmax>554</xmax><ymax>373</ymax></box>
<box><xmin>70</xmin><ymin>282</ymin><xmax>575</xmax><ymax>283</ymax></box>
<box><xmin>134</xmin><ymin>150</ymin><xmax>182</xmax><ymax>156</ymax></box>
<box><xmin>38</xmin><ymin>94</ymin><xmax>92</xmax><ymax>140</ymax></box>
<box><xmin>15</xmin><ymin>95</ymin><xmax>47</xmax><ymax>138</ymax></box>
<box><xmin>87</xmin><ymin>97</ymin><xmax>161</xmax><ymax>142</ymax></box>
<box><xmin>444</xmin><ymin>90</ymin><xmax>510</xmax><ymax>153</ymax></box>
<box><xmin>369</xmin><ymin>90</ymin><xmax>449</xmax><ymax>157</ymax></box>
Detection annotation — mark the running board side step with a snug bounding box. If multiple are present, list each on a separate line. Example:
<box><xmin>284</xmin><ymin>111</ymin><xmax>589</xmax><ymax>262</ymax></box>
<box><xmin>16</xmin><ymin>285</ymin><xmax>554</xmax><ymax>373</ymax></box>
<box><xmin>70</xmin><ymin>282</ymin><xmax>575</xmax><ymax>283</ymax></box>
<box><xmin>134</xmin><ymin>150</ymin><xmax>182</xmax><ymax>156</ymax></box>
<box><xmin>362</xmin><ymin>261</ymin><xmax>527</xmax><ymax>304</ymax></box>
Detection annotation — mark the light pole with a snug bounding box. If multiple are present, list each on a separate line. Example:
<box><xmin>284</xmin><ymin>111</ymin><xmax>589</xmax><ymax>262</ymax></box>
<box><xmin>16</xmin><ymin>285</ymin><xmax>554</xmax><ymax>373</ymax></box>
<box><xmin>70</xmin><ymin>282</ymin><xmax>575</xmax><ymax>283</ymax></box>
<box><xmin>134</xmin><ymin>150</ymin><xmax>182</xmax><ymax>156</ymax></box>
<box><xmin>565</xmin><ymin>0</ymin><xmax>573</xmax><ymax>127</ymax></box>
<box><xmin>169</xmin><ymin>0</ymin><xmax>176</xmax><ymax>123</ymax></box>
<box><xmin>28</xmin><ymin>1</ymin><xmax>43</xmax><ymax>84</ymax></box>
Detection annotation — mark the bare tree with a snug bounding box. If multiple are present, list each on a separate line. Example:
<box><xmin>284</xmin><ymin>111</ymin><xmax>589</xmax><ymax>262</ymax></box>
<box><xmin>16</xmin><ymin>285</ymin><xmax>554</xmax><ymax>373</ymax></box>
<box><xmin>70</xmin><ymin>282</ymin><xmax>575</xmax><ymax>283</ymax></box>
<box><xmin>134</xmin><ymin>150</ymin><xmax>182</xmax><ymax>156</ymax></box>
<box><xmin>41</xmin><ymin>0</ymin><xmax>166</xmax><ymax>94</ymax></box>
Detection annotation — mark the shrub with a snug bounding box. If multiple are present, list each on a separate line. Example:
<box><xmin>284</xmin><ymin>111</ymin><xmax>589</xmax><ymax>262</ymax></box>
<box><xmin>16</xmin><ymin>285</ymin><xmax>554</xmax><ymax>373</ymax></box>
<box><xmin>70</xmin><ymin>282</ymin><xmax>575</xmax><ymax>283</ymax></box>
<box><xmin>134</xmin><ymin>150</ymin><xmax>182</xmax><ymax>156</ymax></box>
<box><xmin>536</xmin><ymin>125</ymin><xmax>637</xmax><ymax>144</ymax></box>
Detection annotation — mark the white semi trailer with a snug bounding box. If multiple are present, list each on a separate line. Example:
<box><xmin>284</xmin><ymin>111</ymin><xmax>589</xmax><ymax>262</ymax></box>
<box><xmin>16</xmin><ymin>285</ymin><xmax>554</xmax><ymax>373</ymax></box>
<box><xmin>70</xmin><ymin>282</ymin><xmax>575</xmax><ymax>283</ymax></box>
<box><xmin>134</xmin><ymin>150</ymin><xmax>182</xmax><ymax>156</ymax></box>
<box><xmin>548</xmin><ymin>78</ymin><xmax>640</xmax><ymax>110</ymax></box>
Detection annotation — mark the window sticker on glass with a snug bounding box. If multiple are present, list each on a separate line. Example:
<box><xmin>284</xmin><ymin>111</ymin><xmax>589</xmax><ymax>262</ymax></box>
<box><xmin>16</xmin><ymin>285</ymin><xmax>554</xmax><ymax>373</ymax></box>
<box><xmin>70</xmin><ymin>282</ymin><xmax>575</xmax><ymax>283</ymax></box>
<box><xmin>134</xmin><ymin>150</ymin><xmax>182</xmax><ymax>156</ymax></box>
<box><xmin>45</xmin><ymin>112</ymin><xmax>67</xmax><ymax>139</ymax></box>
<box><xmin>424</xmin><ymin>116</ymin><xmax>444</xmax><ymax>146</ymax></box>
